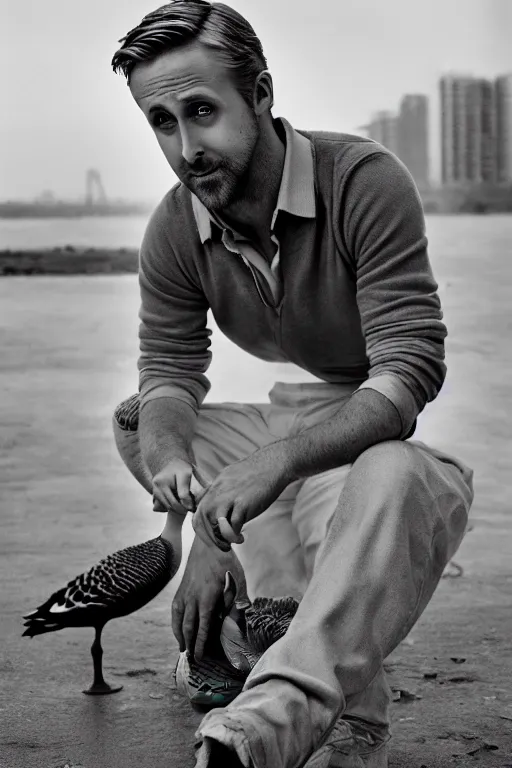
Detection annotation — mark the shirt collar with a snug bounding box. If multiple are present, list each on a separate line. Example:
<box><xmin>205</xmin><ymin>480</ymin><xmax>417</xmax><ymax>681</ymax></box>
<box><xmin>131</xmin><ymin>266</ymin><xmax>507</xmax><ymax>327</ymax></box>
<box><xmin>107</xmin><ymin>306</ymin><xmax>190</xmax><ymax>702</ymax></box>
<box><xmin>191</xmin><ymin>116</ymin><xmax>316</xmax><ymax>244</ymax></box>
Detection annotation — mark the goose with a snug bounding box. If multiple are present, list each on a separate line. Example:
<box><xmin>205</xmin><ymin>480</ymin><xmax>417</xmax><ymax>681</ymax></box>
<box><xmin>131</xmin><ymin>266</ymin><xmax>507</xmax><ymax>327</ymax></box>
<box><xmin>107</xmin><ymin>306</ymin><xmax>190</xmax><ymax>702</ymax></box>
<box><xmin>22</xmin><ymin>393</ymin><xmax>298</xmax><ymax>698</ymax></box>
<box><xmin>22</xmin><ymin>512</ymin><xmax>185</xmax><ymax>695</ymax></box>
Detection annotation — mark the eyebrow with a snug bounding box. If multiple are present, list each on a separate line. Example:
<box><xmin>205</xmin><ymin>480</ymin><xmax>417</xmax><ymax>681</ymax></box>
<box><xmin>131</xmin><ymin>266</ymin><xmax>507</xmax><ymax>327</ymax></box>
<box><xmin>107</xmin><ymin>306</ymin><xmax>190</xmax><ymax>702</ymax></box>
<box><xmin>148</xmin><ymin>104</ymin><xmax>171</xmax><ymax>116</ymax></box>
<box><xmin>147</xmin><ymin>91</ymin><xmax>218</xmax><ymax>115</ymax></box>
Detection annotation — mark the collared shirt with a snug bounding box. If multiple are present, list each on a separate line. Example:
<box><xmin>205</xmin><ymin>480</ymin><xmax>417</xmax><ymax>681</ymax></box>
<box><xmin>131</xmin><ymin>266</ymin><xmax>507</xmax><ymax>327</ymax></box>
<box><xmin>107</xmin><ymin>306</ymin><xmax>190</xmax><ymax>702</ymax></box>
<box><xmin>191</xmin><ymin>118</ymin><xmax>322</xmax><ymax>382</ymax></box>
<box><xmin>191</xmin><ymin>118</ymin><xmax>316</xmax><ymax>306</ymax></box>
<box><xmin>137</xmin><ymin>119</ymin><xmax>448</xmax><ymax>439</ymax></box>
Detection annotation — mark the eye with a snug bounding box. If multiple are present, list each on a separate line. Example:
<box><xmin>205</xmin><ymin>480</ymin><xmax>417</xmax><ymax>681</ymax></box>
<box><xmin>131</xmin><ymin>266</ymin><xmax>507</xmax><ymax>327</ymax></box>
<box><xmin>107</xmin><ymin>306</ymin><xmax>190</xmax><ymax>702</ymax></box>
<box><xmin>152</xmin><ymin>111</ymin><xmax>175</xmax><ymax>129</ymax></box>
<box><xmin>191</xmin><ymin>104</ymin><xmax>214</xmax><ymax>119</ymax></box>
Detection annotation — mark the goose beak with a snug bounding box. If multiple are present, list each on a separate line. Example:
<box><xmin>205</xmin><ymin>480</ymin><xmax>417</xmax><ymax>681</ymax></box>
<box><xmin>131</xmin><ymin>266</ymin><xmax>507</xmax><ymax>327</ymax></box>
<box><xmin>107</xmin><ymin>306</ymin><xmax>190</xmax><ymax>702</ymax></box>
<box><xmin>223</xmin><ymin>572</ymin><xmax>238</xmax><ymax>613</ymax></box>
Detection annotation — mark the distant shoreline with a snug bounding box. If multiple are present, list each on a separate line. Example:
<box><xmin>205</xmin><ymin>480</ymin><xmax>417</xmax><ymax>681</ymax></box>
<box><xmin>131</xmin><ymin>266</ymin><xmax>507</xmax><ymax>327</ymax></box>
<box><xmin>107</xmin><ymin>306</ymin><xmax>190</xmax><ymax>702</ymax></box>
<box><xmin>0</xmin><ymin>205</ymin><xmax>510</xmax><ymax>277</ymax></box>
<box><xmin>0</xmin><ymin>247</ymin><xmax>139</xmax><ymax>276</ymax></box>
<box><xmin>2</xmin><ymin>185</ymin><xmax>512</xmax><ymax>220</ymax></box>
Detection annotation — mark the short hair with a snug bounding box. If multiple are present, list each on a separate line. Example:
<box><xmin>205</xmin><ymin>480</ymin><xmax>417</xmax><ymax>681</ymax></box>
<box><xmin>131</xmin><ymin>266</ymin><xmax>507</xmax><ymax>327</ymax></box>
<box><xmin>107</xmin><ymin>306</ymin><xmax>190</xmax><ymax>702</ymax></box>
<box><xmin>112</xmin><ymin>0</ymin><xmax>268</xmax><ymax>107</ymax></box>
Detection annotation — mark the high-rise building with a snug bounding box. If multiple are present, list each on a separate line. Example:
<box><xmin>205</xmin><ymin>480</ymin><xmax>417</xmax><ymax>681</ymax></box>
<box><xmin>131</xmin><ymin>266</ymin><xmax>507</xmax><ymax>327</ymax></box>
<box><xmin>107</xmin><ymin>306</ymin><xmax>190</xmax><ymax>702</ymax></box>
<box><xmin>359</xmin><ymin>101</ymin><xmax>429</xmax><ymax>188</ymax></box>
<box><xmin>440</xmin><ymin>74</ymin><xmax>497</xmax><ymax>185</ymax></box>
<box><xmin>440</xmin><ymin>75</ymin><xmax>470</xmax><ymax>184</ymax></box>
<box><xmin>361</xmin><ymin>111</ymin><xmax>400</xmax><ymax>157</ymax></box>
<box><xmin>397</xmin><ymin>94</ymin><xmax>430</xmax><ymax>189</ymax></box>
<box><xmin>495</xmin><ymin>73</ymin><xmax>512</xmax><ymax>183</ymax></box>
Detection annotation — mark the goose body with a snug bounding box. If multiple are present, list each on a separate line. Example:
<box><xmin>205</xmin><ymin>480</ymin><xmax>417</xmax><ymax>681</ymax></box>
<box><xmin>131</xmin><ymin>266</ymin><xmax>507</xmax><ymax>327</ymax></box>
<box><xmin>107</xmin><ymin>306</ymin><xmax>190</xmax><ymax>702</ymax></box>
<box><xmin>23</xmin><ymin>535</ymin><xmax>178</xmax><ymax>694</ymax></box>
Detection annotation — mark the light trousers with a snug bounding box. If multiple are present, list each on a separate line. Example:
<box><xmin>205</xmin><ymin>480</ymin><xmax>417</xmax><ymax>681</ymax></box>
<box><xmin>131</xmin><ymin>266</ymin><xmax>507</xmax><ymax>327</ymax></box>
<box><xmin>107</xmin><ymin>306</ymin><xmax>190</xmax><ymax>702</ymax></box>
<box><xmin>113</xmin><ymin>382</ymin><xmax>474</xmax><ymax>768</ymax></box>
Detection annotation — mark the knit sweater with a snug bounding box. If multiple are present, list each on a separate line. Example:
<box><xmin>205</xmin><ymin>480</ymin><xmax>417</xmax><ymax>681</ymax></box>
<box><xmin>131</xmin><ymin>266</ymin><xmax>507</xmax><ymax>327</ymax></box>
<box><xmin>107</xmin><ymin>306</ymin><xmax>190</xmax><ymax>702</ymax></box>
<box><xmin>137</xmin><ymin>123</ymin><xmax>447</xmax><ymax>439</ymax></box>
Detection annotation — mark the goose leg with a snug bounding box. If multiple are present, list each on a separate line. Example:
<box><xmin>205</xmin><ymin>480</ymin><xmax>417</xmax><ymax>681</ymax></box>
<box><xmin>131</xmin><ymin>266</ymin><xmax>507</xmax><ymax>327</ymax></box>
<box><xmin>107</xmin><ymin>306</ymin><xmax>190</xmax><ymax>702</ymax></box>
<box><xmin>83</xmin><ymin>625</ymin><xmax>123</xmax><ymax>695</ymax></box>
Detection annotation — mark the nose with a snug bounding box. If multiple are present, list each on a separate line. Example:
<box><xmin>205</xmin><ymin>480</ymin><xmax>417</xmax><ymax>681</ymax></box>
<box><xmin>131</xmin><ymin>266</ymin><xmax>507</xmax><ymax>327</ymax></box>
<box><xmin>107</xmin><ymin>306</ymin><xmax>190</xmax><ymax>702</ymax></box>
<box><xmin>181</xmin><ymin>127</ymin><xmax>203</xmax><ymax>165</ymax></box>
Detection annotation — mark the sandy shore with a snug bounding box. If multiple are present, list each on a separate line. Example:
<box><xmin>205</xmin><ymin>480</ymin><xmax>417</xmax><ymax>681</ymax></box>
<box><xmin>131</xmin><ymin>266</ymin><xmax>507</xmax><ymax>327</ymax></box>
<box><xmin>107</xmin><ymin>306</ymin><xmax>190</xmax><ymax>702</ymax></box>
<box><xmin>1</xmin><ymin>266</ymin><xmax>511</xmax><ymax>768</ymax></box>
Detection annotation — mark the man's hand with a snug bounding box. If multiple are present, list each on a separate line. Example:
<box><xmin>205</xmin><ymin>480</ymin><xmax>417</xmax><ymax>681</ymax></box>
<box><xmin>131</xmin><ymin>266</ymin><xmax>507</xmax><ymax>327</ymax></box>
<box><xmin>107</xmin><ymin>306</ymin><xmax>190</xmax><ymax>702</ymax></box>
<box><xmin>152</xmin><ymin>459</ymin><xmax>209</xmax><ymax>517</ymax></box>
<box><xmin>171</xmin><ymin>535</ymin><xmax>241</xmax><ymax>660</ymax></box>
<box><xmin>192</xmin><ymin>446</ymin><xmax>293</xmax><ymax>551</ymax></box>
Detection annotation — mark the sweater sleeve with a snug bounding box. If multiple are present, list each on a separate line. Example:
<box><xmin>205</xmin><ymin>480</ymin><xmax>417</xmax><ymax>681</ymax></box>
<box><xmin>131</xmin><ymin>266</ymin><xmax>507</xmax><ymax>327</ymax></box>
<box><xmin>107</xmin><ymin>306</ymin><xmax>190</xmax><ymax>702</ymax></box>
<box><xmin>137</xmin><ymin>198</ymin><xmax>212</xmax><ymax>413</ymax></box>
<box><xmin>340</xmin><ymin>150</ymin><xmax>447</xmax><ymax>438</ymax></box>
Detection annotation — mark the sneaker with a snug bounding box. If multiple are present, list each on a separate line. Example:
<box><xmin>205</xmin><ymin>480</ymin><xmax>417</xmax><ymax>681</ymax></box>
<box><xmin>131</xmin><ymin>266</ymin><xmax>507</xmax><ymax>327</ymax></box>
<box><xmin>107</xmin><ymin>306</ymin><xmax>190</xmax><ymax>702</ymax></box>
<box><xmin>304</xmin><ymin>717</ymin><xmax>390</xmax><ymax>768</ymax></box>
<box><xmin>174</xmin><ymin>650</ymin><xmax>246</xmax><ymax>709</ymax></box>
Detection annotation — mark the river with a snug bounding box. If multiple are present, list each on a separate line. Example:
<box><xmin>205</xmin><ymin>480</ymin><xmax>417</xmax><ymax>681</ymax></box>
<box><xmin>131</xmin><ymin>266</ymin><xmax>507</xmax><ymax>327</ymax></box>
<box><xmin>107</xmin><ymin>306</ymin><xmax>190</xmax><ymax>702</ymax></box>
<box><xmin>1</xmin><ymin>211</ymin><xmax>510</xmax><ymax>469</ymax></box>
<box><xmin>0</xmin><ymin>215</ymin><xmax>151</xmax><ymax>251</ymax></box>
<box><xmin>1</xmin><ymin>213</ymin><xmax>512</xmax><ymax>263</ymax></box>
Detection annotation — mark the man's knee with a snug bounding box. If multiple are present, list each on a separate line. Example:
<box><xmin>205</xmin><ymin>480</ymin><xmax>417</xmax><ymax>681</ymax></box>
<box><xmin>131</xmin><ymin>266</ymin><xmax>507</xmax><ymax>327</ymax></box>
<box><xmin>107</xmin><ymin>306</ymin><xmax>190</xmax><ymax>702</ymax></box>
<box><xmin>353</xmin><ymin>439</ymin><xmax>418</xmax><ymax>487</ymax></box>
<box><xmin>112</xmin><ymin>393</ymin><xmax>153</xmax><ymax>493</ymax></box>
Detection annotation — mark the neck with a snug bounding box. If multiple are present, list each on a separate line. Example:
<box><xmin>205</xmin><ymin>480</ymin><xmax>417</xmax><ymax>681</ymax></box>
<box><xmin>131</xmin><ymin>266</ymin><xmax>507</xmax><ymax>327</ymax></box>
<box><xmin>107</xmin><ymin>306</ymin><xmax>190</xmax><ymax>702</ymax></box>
<box><xmin>222</xmin><ymin>117</ymin><xmax>285</xmax><ymax>240</ymax></box>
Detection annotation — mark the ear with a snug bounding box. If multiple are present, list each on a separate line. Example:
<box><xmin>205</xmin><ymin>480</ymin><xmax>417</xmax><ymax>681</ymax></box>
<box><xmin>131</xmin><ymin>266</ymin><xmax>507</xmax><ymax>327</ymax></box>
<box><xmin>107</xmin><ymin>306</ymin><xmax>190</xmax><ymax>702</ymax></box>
<box><xmin>253</xmin><ymin>70</ymin><xmax>274</xmax><ymax>116</ymax></box>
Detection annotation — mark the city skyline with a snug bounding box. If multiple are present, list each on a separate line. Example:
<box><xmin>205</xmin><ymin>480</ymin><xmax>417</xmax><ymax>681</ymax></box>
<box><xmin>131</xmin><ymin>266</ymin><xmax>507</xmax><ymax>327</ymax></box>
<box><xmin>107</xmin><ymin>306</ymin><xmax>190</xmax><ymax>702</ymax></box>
<box><xmin>6</xmin><ymin>67</ymin><xmax>512</xmax><ymax>206</ymax></box>
<box><xmin>19</xmin><ymin>68</ymin><xmax>512</xmax><ymax>205</ymax></box>
<box><xmin>2</xmin><ymin>0</ymin><xmax>512</xmax><ymax>201</ymax></box>
<box><xmin>360</xmin><ymin>70</ymin><xmax>512</xmax><ymax>191</ymax></box>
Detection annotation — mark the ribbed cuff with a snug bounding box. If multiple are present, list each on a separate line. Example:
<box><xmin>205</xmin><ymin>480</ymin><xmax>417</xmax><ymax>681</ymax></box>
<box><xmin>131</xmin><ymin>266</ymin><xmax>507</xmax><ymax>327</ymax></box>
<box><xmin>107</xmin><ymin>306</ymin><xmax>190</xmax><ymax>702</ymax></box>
<box><xmin>139</xmin><ymin>381</ymin><xmax>198</xmax><ymax>414</ymax></box>
<box><xmin>356</xmin><ymin>373</ymin><xmax>419</xmax><ymax>439</ymax></box>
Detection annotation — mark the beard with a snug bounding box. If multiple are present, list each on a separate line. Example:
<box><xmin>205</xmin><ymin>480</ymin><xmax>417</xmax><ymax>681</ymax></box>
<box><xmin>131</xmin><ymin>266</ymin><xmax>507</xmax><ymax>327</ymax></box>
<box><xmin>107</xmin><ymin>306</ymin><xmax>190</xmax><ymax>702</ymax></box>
<box><xmin>182</xmin><ymin>116</ymin><xmax>259</xmax><ymax>212</ymax></box>
<box><xmin>189</xmin><ymin>161</ymin><xmax>252</xmax><ymax>211</ymax></box>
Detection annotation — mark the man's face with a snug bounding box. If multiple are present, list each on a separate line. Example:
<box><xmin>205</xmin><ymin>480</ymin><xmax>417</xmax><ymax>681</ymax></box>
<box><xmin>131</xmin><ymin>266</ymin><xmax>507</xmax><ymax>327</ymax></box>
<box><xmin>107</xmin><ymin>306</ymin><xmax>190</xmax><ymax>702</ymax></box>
<box><xmin>130</xmin><ymin>42</ymin><xmax>259</xmax><ymax>211</ymax></box>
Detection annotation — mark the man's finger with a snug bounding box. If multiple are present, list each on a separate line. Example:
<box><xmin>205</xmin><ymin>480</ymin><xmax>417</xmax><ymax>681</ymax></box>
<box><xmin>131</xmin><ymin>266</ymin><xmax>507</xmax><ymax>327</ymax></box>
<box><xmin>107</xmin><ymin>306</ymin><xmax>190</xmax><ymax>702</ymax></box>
<box><xmin>153</xmin><ymin>496</ymin><xmax>168</xmax><ymax>513</ymax></box>
<box><xmin>197</xmin><ymin>498</ymin><xmax>238</xmax><ymax>550</ymax></box>
<box><xmin>171</xmin><ymin>598</ymin><xmax>186</xmax><ymax>653</ymax></box>
<box><xmin>194</xmin><ymin>604</ymin><xmax>213</xmax><ymax>661</ymax></box>
<box><xmin>191</xmin><ymin>470</ymin><xmax>210</xmax><ymax>499</ymax></box>
<box><xmin>182</xmin><ymin>603</ymin><xmax>199</xmax><ymax>656</ymax></box>
<box><xmin>152</xmin><ymin>488</ymin><xmax>173</xmax><ymax>512</ymax></box>
<box><xmin>175</xmin><ymin>473</ymin><xmax>195</xmax><ymax>512</ymax></box>
<box><xmin>218</xmin><ymin>516</ymin><xmax>244</xmax><ymax>545</ymax></box>
<box><xmin>192</xmin><ymin>506</ymin><xmax>224</xmax><ymax>549</ymax></box>
<box><xmin>154</xmin><ymin>485</ymin><xmax>188</xmax><ymax>516</ymax></box>
<box><xmin>210</xmin><ymin>518</ymin><xmax>234</xmax><ymax>552</ymax></box>
<box><xmin>191</xmin><ymin>481</ymin><xmax>208</xmax><ymax>506</ymax></box>
<box><xmin>227</xmin><ymin>507</ymin><xmax>246</xmax><ymax>537</ymax></box>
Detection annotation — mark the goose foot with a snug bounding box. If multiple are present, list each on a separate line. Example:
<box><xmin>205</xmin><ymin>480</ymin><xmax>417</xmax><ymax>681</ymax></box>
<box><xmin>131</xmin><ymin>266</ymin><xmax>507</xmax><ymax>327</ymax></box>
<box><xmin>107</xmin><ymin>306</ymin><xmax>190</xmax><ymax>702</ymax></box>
<box><xmin>83</xmin><ymin>681</ymin><xmax>123</xmax><ymax>695</ymax></box>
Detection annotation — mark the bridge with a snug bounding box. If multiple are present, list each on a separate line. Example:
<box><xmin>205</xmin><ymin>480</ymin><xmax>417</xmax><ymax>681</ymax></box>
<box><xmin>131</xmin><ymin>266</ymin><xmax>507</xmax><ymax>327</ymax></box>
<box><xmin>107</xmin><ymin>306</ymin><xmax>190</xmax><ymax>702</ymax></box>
<box><xmin>85</xmin><ymin>169</ymin><xmax>108</xmax><ymax>207</ymax></box>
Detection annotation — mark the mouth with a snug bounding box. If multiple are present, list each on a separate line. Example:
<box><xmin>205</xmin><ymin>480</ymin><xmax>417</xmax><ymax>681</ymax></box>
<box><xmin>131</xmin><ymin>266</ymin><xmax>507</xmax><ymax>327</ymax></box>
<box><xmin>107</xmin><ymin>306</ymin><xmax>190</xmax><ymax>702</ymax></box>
<box><xmin>190</xmin><ymin>167</ymin><xmax>221</xmax><ymax>180</ymax></box>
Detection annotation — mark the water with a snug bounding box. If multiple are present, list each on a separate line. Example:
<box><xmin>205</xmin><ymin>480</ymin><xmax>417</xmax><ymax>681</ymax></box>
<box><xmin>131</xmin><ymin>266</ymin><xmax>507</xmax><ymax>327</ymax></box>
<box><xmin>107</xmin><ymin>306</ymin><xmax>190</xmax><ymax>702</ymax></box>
<box><xmin>1</xmin><ymin>213</ymin><xmax>512</xmax><ymax>262</ymax></box>
<box><xmin>0</xmin><ymin>214</ymin><xmax>151</xmax><ymax>250</ymax></box>
<box><xmin>1</xmin><ymin>211</ymin><xmax>510</xmax><ymax>445</ymax></box>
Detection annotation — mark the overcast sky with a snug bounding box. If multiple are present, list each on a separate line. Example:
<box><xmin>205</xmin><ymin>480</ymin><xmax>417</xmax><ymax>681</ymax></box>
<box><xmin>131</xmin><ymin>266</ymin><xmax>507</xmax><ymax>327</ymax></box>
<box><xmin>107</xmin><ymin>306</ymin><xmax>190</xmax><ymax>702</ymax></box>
<box><xmin>2</xmin><ymin>0</ymin><xmax>511</xmax><ymax>201</ymax></box>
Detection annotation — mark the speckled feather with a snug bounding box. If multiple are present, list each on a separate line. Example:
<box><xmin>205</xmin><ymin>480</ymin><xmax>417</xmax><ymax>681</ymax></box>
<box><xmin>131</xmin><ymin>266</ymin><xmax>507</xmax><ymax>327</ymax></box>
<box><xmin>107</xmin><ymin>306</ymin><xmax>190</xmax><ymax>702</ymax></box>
<box><xmin>22</xmin><ymin>536</ymin><xmax>175</xmax><ymax>636</ymax></box>
<box><xmin>245</xmin><ymin>596</ymin><xmax>300</xmax><ymax>655</ymax></box>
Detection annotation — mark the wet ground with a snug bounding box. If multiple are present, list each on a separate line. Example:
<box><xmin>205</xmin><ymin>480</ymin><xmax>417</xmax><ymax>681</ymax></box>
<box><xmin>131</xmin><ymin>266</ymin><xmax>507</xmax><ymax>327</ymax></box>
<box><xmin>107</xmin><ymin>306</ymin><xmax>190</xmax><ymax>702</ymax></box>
<box><xmin>1</xmin><ymin>222</ymin><xmax>511</xmax><ymax>768</ymax></box>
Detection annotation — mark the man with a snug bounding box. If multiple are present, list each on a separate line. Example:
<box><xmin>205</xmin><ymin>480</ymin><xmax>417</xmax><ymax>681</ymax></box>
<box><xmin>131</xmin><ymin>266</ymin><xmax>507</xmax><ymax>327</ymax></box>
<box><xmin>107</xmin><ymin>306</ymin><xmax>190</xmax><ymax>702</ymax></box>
<box><xmin>111</xmin><ymin>2</ymin><xmax>474</xmax><ymax>766</ymax></box>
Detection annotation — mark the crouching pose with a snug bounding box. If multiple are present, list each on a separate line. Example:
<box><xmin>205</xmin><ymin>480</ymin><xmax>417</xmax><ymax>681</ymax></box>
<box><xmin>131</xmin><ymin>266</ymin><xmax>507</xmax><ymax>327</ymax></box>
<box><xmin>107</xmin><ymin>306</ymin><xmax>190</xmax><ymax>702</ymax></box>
<box><xmin>111</xmin><ymin>2</ymin><xmax>474</xmax><ymax>766</ymax></box>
